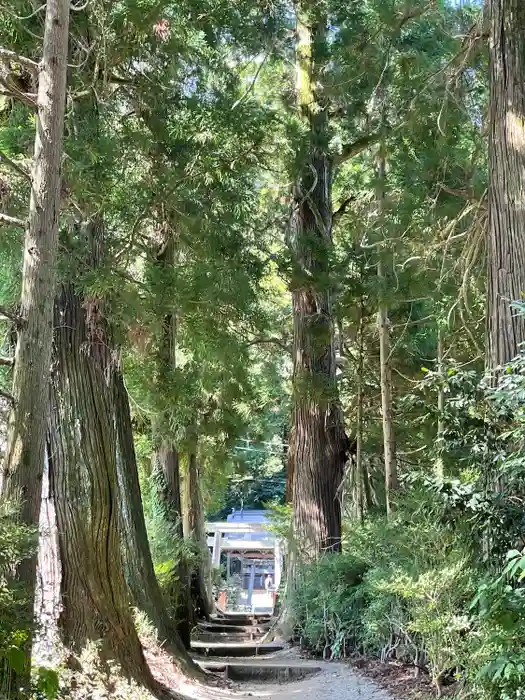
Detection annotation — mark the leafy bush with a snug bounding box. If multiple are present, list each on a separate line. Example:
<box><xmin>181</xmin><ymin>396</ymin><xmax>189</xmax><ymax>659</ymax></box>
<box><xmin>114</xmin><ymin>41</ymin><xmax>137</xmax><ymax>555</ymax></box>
<box><xmin>0</xmin><ymin>501</ymin><xmax>36</xmax><ymax>696</ymax></box>
<box><xmin>291</xmin><ymin>553</ymin><xmax>367</xmax><ymax>658</ymax></box>
<box><xmin>468</xmin><ymin>549</ymin><xmax>525</xmax><ymax>700</ymax></box>
<box><xmin>290</xmin><ymin>487</ymin><xmax>478</xmax><ymax>692</ymax></box>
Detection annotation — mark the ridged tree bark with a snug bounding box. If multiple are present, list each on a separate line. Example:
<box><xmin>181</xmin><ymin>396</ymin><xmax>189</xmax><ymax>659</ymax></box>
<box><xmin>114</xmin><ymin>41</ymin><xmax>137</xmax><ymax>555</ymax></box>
<box><xmin>48</xmin><ymin>286</ymin><xmax>153</xmax><ymax>681</ymax></box>
<box><xmin>376</xmin><ymin>145</ymin><xmax>398</xmax><ymax>516</ymax></box>
<box><xmin>182</xmin><ymin>446</ymin><xmax>214</xmax><ymax>620</ymax></box>
<box><xmin>114</xmin><ymin>371</ymin><xmax>198</xmax><ymax>672</ymax></box>
<box><xmin>288</xmin><ymin>5</ymin><xmax>346</xmax><ymax>560</ymax></box>
<box><xmin>0</xmin><ymin>1</ymin><xmax>69</xmax><ymax>670</ymax></box>
<box><xmin>285</xmin><ymin>428</ymin><xmax>295</xmax><ymax>504</ymax></box>
<box><xmin>47</xmin><ymin>219</ymin><xmax>174</xmax><ymax>696</ymax></box>
<box><xmin>487</xmin><ymin>0</ymin><xmax>525</xmax><ymax>371</ymax></box>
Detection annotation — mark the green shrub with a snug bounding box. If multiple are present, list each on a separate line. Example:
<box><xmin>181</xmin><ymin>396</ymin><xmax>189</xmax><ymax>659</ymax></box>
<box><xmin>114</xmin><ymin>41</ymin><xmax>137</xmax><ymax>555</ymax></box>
<box><xmin>291</xmin><ymin>553</ymin><xmax>368</xmax><ymax>658</ymax></box>
<box><xmin>290</xmin><ymin>487</ymin><xmax>478</xmax><ymax>693</ymax></box>
<box><xmin>468</xmin><ymin>549</ymin><xmax>525</xmax><ymax>700</ymax></box>
<box><xmin>0</xmin><ymin>501</ymin><xmax>36</xmax><ymax>696</ymax></box>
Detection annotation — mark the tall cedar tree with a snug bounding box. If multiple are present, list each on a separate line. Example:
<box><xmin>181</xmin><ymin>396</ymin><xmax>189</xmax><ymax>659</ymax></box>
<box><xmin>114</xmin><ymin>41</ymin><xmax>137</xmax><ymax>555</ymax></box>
<box><xmin>151</xmin><ymin>229</ymin><xmax>201</xmax><ymax>644</ymax></box>
<box><xmin>0</xmin><ymin>0</ymin><xmax>70</xmax><ymax>675</ymax></box>
<box><xmin>288</xmin><ymin>3</ymin><xmax>347</xmax><ymax>559</ymax></box>
<box><xmin>487</xmin><ymin>0</ymin><xmax>525</xmax><ymax>370</ymax></box>
<box><xmin>48</xmin><ymin>217</ymin><xmax>183</xmax><ymax>697</ymax></box>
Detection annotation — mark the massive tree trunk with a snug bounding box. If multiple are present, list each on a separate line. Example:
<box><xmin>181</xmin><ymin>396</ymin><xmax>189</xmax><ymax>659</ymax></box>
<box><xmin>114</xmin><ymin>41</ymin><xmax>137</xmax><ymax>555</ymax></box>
<box><xmin>288</xmin><ymin>6</ymin><xmax>346</xmax><ymax>560</ymax></box>
<box><xmin>487</xmin><ymin>0</ymin><xmax>525</xmax><ymax>371</ymax></box>
<box><xmin>0</xmin><ymin>1</ymin><xmax>69</xmax><ymax>668</ymax></box>
<box><xmin>115</xmin><ymin>371</ymin><xmax>198</xmax><ymax>670</ymax></box>
<box><xmin>375</xmin><ymin>145</ymin><xmax>398</xmax><ymax>516</ymax></box>
<box><xmin>49</xmin><ymin>282</ymin><xmax>156</xmax><ymax>683</ymax></box>
<box><xmin>285</xmin><ymin>427</ymin><xmax>295</xmax><ymax>504</ymax></box>
<box><xmin>47</xmin><ymin>216</ymin><xmax>169</xmax><ymax>693</ymax></box>
<box><xmin>182</xmin><ymin>446</ymin><xmax>214</xmax><ymax>620</ymax></box>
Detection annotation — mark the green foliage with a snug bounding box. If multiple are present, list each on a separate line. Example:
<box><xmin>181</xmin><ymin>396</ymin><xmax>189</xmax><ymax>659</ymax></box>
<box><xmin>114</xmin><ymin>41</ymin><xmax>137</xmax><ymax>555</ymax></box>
<box><xmin>291</xmin><ymin>553</ymin><xmax>368</xmax><ymax>659</ymax></box>
<box><xmin>467</xmin><ymin>550</ymin><xmax>525</xmax><ymax>700</ymax></box>
<box><xmin>0</xmin><ymin>502</ymin><xmax>36</xmax><ymax>695</ymax></box>
<box><xmin>291</xmin><ymin>488</ymin><xmax>478</xmax><ymax>690</ymax></box>
<box><xmin>35</xmin><ymin>667</ymin><xmax>60</xmax><ymax>700</ymax></box>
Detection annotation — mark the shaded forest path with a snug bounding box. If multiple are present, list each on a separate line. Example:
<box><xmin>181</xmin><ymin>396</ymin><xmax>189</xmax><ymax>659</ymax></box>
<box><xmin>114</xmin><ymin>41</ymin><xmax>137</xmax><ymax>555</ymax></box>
<box><xmin>183</xmin><ymin>612</ymin><xmax>396</xmax><ymax>700</ymax></box>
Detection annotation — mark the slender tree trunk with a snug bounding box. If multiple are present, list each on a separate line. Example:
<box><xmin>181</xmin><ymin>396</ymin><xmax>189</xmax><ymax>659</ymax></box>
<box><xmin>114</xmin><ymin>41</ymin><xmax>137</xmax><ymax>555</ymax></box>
<box><xmin>182</xmin><ymin>446</ymin><xmax>213</xmax><ymax>620</ymax></box>
<box><xmin>487</xmin><ymin>0</ymin><xmax>525</xmax><ymax>371</ymax></box>
<box><xmin>114</xmin><ymin>371</ymin><xmax>197</xmax><ymax>670</ymax></box>
<box><xmin>356</xmin><ymin>297</ymin><xmax>372</xmax><ymax>518</ymax></box>
<box><xmin>0</xmin><ymin>2</ymin><xmax>69</xmax><ymax>671</ymax></box>
<box><xmin>435</xmin><ymin>327</ymin><xmax>445</xmax><ymax>478</ymax></box>
<box><xmin>288</xmin><ymin>5</ymin><xmax>346</xmax><ymax>562</ymax></box>
<box><xmin>376</xmin><ymin>145</ymin><xmax>398</xmax><ymax>516</ymax></box>
<box><xmin>151</xmin><ymin>233</ymin><xmax>195</xmax><ymax>638</ymax></box>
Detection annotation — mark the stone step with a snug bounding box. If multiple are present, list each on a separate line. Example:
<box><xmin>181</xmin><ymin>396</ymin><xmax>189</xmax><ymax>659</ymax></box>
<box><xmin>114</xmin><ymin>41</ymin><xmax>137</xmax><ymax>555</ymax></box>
<box><xmin>195</xmin><ymin>660</ymin><xmax>322</xmax><ymax>683</ymax></box>
<box><xmin>194</xmin><ymin>632</ymin><xmax>265</xmax><ymax>644</ymax></box>
<box><xmin>210</xmin><ymin>614</ymin><xmax>271</xmax><ymax>627</ymax></box>
<box><xmin>190</xmin><ymin>640</ymin><xmax>283</xmax><ymax>657</ymax></box>
<box><xmin>215</xmin><ymin>610</ymin><xmax>272</xmax><ymax>619</ymax></box>
<box><xmin>197</xmin><ymin>622</ymin><xmax>270</xmax><ymax>635</ymax></box>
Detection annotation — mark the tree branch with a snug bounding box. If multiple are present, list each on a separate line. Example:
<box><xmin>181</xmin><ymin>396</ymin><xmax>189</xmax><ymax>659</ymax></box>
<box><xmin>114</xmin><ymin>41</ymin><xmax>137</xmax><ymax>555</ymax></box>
<box><xmin>245</xmin><ymin>337</ymin><xmax>291</xmax><ymax>353</ymax></box>
<box><xmin>334</xmin><ymin>132</ymin><xmax>381</xmax><ymax>165</ymax></box>
<box><xmin>0</xmin><ymin>357</ymin><xmax>13</xmax><ymax>366</ymax></box>
<box><xmin>0</xmin><ymin>76</ymin><xmax>37</xmax><ymax>108</ymax></box>
<box><xmin>439</xmin><ymin>184</ymin><xmax>487</xmax><ymax>209</ymax></box>
<box><xmin>0</xmin><ymin>387</ymin><xmax>15</xmax><ymax>404</ymax></box>
<box><xmin>333</xmin><ymin>195</ymin><xmax>356</xmax><ymax>223</ymax></box>
<box><xmin>0</xmin><ymin>150</ymin><xmax>31</xmax><ymax>182</ymax></box>
<box><xmin>0</xmin><ymin>212</ymin><xmax>26</xmax><ymax>228</ymax></box>
<box><xmin>0</xmin><ymin>47</ymin><xmax>39</xmax><ymax>75</ymax></box>
<box><xmin>0</xmin><ymin>305</ymin><xmax>22</xmax><ymax>326</ymax></box>
<box><xmin>393</xmin><ymin>1</ymin><xmax>436</xmax><ymax>33</ymax></box>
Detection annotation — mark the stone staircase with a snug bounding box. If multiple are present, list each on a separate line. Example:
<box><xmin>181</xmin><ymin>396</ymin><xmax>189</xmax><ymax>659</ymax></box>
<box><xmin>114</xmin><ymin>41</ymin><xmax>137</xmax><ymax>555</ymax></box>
<box><xmin>190</xmin><ymin>610</ymin><xmax>321</xmax><ymax>684</ymax></box>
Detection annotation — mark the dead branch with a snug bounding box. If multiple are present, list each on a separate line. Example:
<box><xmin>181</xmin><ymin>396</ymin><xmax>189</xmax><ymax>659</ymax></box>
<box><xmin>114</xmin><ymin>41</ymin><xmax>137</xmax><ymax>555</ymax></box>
<box><xmin>0</xmin><ymin>305</ymin><xmax>23</xmax><ymax>326</ymax></box>
<box><xmin>0</xmin><ymin>48</ymin><xmax>39</xmax><ymax>76</ymax></box>
<box><xmin>0</xmin><ymin>212</ymin><xmax>26</xmax><ymax>228</ymax></box>
<box><xmin>0</xmin><ymin>387</ymin><xmax>15</xmax><ymax>404</ymax></box>
<box><xmin>0</xmin><ymin>150</ymin><xmax>31</xmax><ymax>182</ymax></box>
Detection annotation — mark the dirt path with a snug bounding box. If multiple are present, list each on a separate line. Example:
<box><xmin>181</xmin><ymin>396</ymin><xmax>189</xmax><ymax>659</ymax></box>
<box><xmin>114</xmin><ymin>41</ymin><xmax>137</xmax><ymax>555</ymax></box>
<box><xmin>240</xmin><ymin>661</ymin><xmax>395</xmax><ymax>700</ymax></box>
<box><xmin>185</xmin><ymin>615</ymin><xmax>398</xmax><ymax>700</ymax></box>
<box><xmin>177</xmin><ymin>655</ymin><xmax>396</xmax><ymax>700</ymax></box>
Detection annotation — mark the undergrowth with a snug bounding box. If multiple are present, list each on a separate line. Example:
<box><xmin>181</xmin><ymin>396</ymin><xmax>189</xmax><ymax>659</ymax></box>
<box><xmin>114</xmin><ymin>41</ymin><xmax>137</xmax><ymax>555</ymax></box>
<box><xmin>290</xmin><ymin>483</ymin><xmax>525</xmax><ymax>699</ymax></box>
<box><xmin>0</xmin><ymin>501</ymin><xmax>37</xmax><ymax>697</ymax></box>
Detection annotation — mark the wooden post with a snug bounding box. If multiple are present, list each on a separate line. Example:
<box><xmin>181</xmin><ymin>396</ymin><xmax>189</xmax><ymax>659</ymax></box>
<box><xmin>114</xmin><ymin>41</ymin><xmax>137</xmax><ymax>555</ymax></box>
<box><xmin>212</xmin><ymin>530</ymin><xmax>221</xmax><ymax>567</ymax></box>
<box><xmin>274</xmin><ymin>540</ymin><xmax>283</xmax><ymax>589</ymax></box>
<box><xmin>247</xmin><ymin>562</ymin><xmax>256</xmax><ymax>609</ymax></box>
